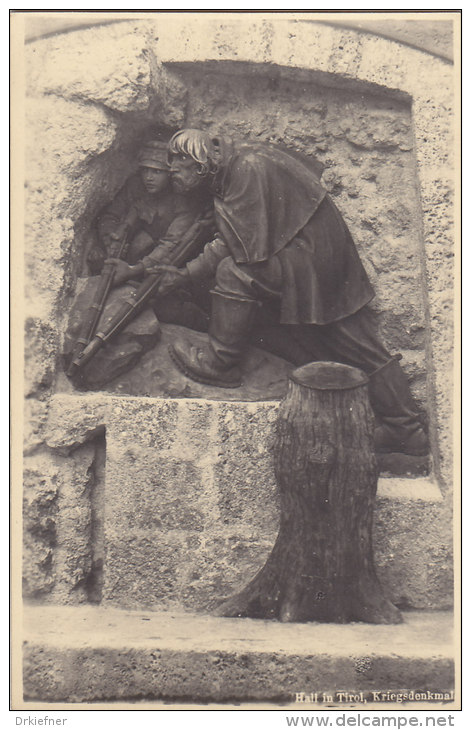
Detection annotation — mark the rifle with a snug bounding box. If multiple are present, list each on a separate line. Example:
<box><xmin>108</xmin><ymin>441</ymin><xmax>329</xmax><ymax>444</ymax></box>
<box><xmin>66</xmin><ymin>217</ymin><xmax>210</xmax><ymax>377</ymax></box>
<box><xmin>66</xmin><ymin>211</ymin><xmax>139</xmax><ymax>377</ymax></box>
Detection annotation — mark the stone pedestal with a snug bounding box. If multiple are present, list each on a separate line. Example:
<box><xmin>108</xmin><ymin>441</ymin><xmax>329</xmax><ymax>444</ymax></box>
<box><xmin>30</xmin><ymin>393</ymin><xmax>452</xmax><ymax>613</ymax></box>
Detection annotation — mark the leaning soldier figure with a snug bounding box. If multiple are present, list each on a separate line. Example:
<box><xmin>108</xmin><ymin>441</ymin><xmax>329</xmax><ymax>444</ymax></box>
<box><xmin>146</xmin><ymin>128</ymin><xmax>427</xmax><ymax>457</ymax></box>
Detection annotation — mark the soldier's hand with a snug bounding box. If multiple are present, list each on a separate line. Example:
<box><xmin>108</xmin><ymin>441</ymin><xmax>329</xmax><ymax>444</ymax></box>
<box><xmin>105</xmin><ymin>259</ymin><xmax>136</xmax><ymax>287</ymax></box>
<box><xmin>146</xmin><ymin>264</ymin><xmax>190</xmax><ymax>297</ymax></box>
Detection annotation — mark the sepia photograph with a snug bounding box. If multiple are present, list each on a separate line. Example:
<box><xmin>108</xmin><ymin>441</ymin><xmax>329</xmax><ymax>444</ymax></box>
<box><xmin>11</xmin><ymin>10</ymin><xmax>461</xmax><ymax>714</ymax></box>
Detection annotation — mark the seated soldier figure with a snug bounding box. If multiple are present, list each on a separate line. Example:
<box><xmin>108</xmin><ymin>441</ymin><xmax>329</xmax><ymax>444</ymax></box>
<box><xmin>144</xmin><ymin>129</ymin><xmax>428</xmax><ymax>457</ymax></box>
<box><xmin>92</xmin><ymin>140</ymin><xmax>215</xmax><ymax>331</ymax></box>
<box><xmin>88</xmin><ymin>140</ymin><xmax>214</xmax><ymax>273</ymax></box>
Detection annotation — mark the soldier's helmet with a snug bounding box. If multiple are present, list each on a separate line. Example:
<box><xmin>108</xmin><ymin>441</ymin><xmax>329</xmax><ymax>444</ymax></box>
<box><xmin>138</xmin><ymin>141</ymin><xmax>169</xmax><ymax>171</ymax></box>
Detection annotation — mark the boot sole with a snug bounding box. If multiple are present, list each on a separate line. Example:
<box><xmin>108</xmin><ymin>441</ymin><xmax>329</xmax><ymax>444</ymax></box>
<box><xmin>168</xmin><ymin>345</ymin><xmax>242</xmax><ymax>389</ymax></box>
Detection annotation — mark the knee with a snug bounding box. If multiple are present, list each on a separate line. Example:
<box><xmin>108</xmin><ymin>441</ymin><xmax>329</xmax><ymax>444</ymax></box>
<box><xmin>215</xmin><ymin>256</ymin><xmax>240</xmax><ymax>289</ymax></box>
<box><xmin>215</xmin><ymin>256</ymin><xmax>259</xmax><ymax>299</ymax></box>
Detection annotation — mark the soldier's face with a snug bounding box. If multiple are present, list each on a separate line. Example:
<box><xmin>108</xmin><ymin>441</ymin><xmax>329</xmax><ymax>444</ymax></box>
<box><xmin>169</xmin><ymin>154</ymin><xmax>207</xmax><ymax>193</ymax></box>
<box><xmin>140</xmin><ymin>167</ymin><xmax>169</xmax><ymax>194</ymax></box>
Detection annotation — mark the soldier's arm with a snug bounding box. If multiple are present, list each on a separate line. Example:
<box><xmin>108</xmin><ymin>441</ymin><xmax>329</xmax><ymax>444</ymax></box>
<box><xmin>185</xmin><ymin>237</ymin><xmax>230</xmax><ymax>281</ymax></box>
<box><xmin>141</xmin><ymin>236</ymin><xmax>230</xmax><ymax>300</ymax></box>
<box><xmin>140</xmin><ymin>211</ymin><xmax>196</xmax><ymax>268</ymax></box>
<box><xmin>141</xmin><ymin>236</ymin><xmax>229</xmax><ymax>284</ymax></box>
<box><xmin>140</xmin><ymin>204</ymin><xmax>216</xmax><ymax>270</ymax></box>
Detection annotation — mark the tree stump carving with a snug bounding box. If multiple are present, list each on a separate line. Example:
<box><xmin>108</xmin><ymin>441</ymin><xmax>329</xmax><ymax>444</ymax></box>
<box><xmin>216</xmin><ymin>361</ymin><xmax>402</xmax><ymax>624</ymax></box>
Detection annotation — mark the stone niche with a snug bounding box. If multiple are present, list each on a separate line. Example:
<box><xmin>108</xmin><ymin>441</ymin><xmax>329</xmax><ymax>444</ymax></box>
<box><xmin>60</xmin><ymin>63</ymin><xmax>429</xmax><ymax>409</ymax></box>
<box><xmin>23</xmin><ymin>19</ymin><xmax>454</xmax><ymax>615</ymax></box>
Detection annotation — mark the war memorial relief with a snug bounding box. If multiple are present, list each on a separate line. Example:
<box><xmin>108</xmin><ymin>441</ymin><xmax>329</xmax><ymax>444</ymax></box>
<box><xmin>16</xmin><ymin>12</ymin><xmax>458</xmax><ymax>709</ymax></box>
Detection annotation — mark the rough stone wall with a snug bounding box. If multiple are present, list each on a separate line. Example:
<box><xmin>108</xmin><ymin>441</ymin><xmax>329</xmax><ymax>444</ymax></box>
<box><xmin>411</xmin><ymin>86</ymin><xmax>455</xmax><ymax>494</ymax></box>
<box><xmin>23</xmin><ymin>431</ymin><xmax>105</xmax><ymax>604</ymax></box>
<box><xmin>21</xmin><ymin>17</ymin><xmax>456</xmax><ymax>611</ymax></box>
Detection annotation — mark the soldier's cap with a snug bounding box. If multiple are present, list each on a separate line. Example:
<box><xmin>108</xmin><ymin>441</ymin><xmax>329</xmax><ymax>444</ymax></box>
<box><xmin>138</xmin><ymin>141</ymin><xmax>169</xmax><ymax>171</ymax></box>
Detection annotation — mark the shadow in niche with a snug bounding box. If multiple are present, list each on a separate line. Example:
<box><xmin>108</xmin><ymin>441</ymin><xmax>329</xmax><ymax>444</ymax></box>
<box><xmin>84</xmin><ymin>429</ymin><xmax>106</xmax><ymax>604</ymax></box>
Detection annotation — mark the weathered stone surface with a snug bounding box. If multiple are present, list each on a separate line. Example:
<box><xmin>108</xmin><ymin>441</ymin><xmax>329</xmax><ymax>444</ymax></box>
<box><xmin>214</xmin><ymin>403</ymin><xmax>280</xmax><ymax>528</ymax></box>
<box><xmin>23</xmin><ymin>606</ymin><xmax>454</xmax><ymax>704</ymax></box>
<box><xmin>413</xmin><ymin>166</ymin><xmax>455</xmax><ymax>488</ymax></box>
<box><xmin>47</xmin><ymin>444</ymin><xmax>97</xmax><ymax>604</ymax></box>
<box><xmin>26</xmin><ymin>22</ymin><xmax>151</xmax><ymax>112</ymax></box>
<box><xmin>24</xmin><ymin>318</ymin><xmax>61</xmax><ymax>397</ymax></box>
<box><xmin>24</xmin><ymin>16</ymin><xmax>456</xmax><ymax>63</ymax></box>
<box><xmin>336</xmin><ymin>19</ymin><xmax>454</xmax><ymax>62</ymax></box>
<box><xmin>25</xmin><ymin>95</ymin><xmax>118</xmax><ymax>397</ymax></box>
<box><xmin>23</xmin><ymin>443</ymin><xmax>99</xmax><ymax>603</ymax></box>
<box><xmin>101</xmin><ymin>397</ymin><xmax>279</xmax><ymax>610</ymax></box>
<box><xmin>24</xmin><ymin>400</ymin><xmax>49</xmax><ymax>456</ymax></box>
<box><xmin>23</xmin><ymin>455</ymin><xmax>59</xmax><ymax>598</ymax></box>
<box><xmin>374</xmin><ymin>493</ymin><xmax>453</xmax><ymax>611</ymax></box>
<box><xmin>147</xmin><ymin>56</ymin><xmax>188</xmax><ymax>126</ymax></box>
<box><xmin>46</xmin><ymin>394</ymin><xmax>107</xmax><ymax>453</ymax></box>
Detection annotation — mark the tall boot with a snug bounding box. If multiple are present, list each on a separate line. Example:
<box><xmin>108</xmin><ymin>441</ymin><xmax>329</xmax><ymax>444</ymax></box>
<box><xmin>169</xmin><ymin>291</ymin><xmax>259</xmax><ymax>387</ymax></box>
<box><xmin>369</xmin><ymin>356</ymin><xmax>428</xmax><ymax>455</ymax></box>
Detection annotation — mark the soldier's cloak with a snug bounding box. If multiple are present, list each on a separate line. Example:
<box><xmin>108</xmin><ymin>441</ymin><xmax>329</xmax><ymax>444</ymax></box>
<box><xmin>212</xmin><ymin>142</ymin><xmax>375</xmax><ymax>325</ymax></box>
